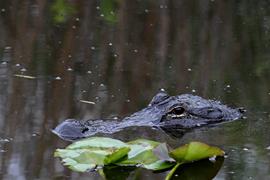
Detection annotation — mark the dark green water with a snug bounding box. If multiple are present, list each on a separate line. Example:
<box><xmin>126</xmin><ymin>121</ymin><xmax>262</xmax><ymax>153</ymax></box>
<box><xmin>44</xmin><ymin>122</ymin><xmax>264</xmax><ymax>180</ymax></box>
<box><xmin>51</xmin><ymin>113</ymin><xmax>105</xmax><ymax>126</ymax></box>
<box><xmin>0</xmin><ymin>0</ymin><xmax>269</xmax><ymax>179</ymax></box>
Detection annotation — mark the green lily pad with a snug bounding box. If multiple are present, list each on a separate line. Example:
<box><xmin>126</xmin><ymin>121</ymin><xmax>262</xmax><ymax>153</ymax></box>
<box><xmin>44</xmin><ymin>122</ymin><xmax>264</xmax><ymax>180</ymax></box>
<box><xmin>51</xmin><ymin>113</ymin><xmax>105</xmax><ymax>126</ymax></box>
<box><xmin>54</xmin><ymin>137</ymin><xmax>130</xmax><ymax>172</ymax></box>
<box><xmin>66</xmin><ymin>137</ymin><xmax>127</xmax><ymax>149</ymax></box>
<box><xmin>54</xmin><ymin>137</ymin><xmax>225</xmax><ymax>177</ymax></box>
<box><xmin>169</xmin><ymin>141</ymin><xmax>225</xmax><ymax>163</ymax></box>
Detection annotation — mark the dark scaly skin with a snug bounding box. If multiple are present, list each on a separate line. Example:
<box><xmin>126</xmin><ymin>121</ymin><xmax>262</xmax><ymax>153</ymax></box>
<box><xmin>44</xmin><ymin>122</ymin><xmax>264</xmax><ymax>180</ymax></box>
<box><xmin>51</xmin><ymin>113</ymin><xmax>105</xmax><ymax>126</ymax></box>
<box><xmin>52</xmin><ymin>92</ymin><xmax>243</xmax><ymax>141</ymax></box>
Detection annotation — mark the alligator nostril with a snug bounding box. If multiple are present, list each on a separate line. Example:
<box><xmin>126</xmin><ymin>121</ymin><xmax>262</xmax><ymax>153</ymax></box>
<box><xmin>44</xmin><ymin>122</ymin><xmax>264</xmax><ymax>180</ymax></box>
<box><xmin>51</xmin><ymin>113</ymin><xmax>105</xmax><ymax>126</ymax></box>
<box><xmin>81</xmin><ymin>127</ymin><xmax>89</xmax><ymax>133</ymax></box>
<box><xmin>238</xmin><ymin>107</ymin><xmax>246</xmax><ymax>113</ymax></box>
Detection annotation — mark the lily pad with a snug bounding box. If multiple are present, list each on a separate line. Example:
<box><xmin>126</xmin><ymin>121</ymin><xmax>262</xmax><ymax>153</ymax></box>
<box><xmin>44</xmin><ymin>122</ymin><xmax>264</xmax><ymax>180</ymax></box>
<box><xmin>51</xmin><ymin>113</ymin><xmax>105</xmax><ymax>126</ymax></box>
<box><xmin>169</xmin><ymin>141</ymin><xmax>224</xmax><ymax>163</ymax></box>
<box><xmin>54</xmin><ymin>137</ymin><xmax>225</xmax><ymax>177</ymax></box>
<box><xmin>54</xmin><ymin>137</ymin><xmax>130</xmax><ymax>172</ymax></box>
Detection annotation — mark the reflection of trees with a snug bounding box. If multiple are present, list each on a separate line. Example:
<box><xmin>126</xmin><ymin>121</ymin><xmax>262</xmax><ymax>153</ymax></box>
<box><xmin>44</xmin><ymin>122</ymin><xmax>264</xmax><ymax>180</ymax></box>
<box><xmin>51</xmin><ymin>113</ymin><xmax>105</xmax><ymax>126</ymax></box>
<box><xmin>0</xmin><ymin>0</ymin><xmax>269</xmax><ymax>179</ymax></box>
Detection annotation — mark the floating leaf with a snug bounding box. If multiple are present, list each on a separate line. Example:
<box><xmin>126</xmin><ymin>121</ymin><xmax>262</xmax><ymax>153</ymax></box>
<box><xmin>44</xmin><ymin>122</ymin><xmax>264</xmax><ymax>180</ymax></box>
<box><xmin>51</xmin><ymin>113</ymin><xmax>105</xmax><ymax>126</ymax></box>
<box><xmin>169</xmin><ymin>141</ymin><xmax>224</xmax><ymax>163</ymax></box>
<box><xmin>66</xmin><ymin>137</ymin><xmax>127</xmax><ymax>149</ymax></box>
<box><xmin>54</xmin><ymin>137</ymin><xmax>224</xmax><ymax>177</ymax></box>
<box><xmin>165</xmin><ymin>142</ymin><xmax>225</xmax><ymax>180</ymax></box>
<box><xmin>55</xmin><ymin>137</ymin><xmax>130</xmax><ymax>172</ymax></box>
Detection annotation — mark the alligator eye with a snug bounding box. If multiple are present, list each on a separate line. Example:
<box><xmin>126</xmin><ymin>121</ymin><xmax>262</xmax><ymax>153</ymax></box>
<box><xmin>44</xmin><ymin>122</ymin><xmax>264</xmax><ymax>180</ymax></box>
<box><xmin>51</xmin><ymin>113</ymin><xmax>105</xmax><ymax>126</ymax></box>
<box><xmin>170</xmin><ymin>107</ymin><xmax>185</xmax><ymax>115</ymax></box>
<box><xmin>165</xmin><ymin>106</ymin><xmax>187</xmax><ymax>119</ymax></box>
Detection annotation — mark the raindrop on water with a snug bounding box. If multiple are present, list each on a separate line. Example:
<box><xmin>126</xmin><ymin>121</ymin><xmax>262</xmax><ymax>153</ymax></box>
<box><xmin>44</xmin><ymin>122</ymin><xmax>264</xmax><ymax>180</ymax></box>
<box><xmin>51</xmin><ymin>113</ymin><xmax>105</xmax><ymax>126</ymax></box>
<box><xmin>20</xmin><ymin>68</ymin><xmax>27</xmax><ymax>72</ymax></box>
<box><xmin>0</xmin><ymin>138</ymin><xmax>10</xmax><ymax>143</ymax></box>
<box><xmin>160</xmin><ymin>88</ymin><xmax>165</xmax><ymax>92</ymax></box>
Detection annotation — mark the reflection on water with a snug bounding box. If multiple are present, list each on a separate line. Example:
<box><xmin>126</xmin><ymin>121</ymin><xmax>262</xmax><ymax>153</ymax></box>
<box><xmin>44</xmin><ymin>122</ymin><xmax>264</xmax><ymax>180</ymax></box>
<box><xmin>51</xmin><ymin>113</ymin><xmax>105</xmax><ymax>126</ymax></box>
<box><xmin>0</xmin><ymin>0</ymin><xmax>270</xmax><ymax>179</ymax></box>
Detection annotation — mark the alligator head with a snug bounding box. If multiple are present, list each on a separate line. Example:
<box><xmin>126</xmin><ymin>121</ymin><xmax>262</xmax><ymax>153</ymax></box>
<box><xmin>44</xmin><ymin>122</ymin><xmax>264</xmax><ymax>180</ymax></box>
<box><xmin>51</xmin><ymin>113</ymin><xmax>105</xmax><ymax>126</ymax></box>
<box><xmin>53</xmin><ymin>92</ymin><xmax>244</xmax><ymax>141</ymax></box>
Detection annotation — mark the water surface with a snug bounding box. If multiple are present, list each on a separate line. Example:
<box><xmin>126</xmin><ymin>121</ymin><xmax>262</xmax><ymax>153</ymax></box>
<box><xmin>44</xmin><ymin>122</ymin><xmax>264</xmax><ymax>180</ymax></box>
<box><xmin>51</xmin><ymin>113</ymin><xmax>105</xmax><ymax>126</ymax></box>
<box><xmin>0</xmin><ymin>0</ymin><xmax>270</xmax><ymax>179</ymax></box>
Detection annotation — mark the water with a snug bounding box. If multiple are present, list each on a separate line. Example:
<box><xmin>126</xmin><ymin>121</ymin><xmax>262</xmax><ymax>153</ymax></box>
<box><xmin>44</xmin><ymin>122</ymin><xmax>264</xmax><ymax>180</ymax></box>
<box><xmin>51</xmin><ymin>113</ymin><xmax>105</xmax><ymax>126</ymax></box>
<box><xmin>0</xmin><ymin>0</ymin><xmax>270</xmax><ymax>179</ymax></box>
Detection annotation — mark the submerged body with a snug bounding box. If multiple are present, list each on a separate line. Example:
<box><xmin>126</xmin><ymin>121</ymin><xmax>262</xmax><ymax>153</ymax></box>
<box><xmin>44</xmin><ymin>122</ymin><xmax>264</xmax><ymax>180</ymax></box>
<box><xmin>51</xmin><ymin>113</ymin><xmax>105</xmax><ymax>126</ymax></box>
<box><xmin>53</xmin><ymin>92</ymin><xmax>243</xmax><ymax>141</ymax></box>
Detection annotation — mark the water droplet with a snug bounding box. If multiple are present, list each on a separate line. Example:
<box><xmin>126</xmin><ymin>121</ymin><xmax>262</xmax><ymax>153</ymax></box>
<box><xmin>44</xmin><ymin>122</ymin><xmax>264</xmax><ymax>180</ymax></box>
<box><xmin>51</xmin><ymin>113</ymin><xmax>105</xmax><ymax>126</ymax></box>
<box><xmin>32</xmin><ymin>133</ymin><xmax>39</xmax><ymax>137</ymax></box>
<box><xmin>96</xmin><ymin>6</ymin><xmax>100</xmax><ymax>10</ymax></box>
<box><xmin>145</xmin><ymin>9</ymin><xmax>149</xmax><ymax>13</ymax></box>
<box><xmin>0</xmin><ymin>149</ymin><xmax>6</xmax><ymax>153</ymax></box>
<box><xmin>55</xmin><ymin>76</ymin><xmax>61</xmax><ymax>80</ymax></box>
<box><xmin>187</xmin><ymin>68</ymin><xmax>192</xmax><ymax>71</ymax></box>
<box><xmin>75</xmin><ymin>18</ymin><xmax>80</xmax><ymax>21</ymax></box>
<box><xmin>134</xmin><ymin>49</ymin><xmax>138</xmax><ymax>53</ymax></box>
<box><xmin>266</xmin><ymin>146</ymin><xmax>270</xmax><ymax>150</ymax></box>
<box><xmin>91</xmin><ymin>82</ymin><xmax>95</xmax><ymax>85</ymax></box>
<box><xmin>87</xmin><ymin>70</ymin><xmax>92</xmax><ymax>74</ymax></box>
<box><xmin>113</xmin><ymin>54</ymin><xmax>118</xmax><ymax>57</ymax></box>
<box><xmin>15</xmin><ymin>64</ymin><xmax>20</xmax><ymax>67</ymax></box>
<box><xmin>113</xmin><ymin>117</ymin><xmax>118</xmax><ymax>120</ymax></box>
<box><xmin>1</xmin><ymin>61</ymin><xmax>7</xmax><ymax>65</ymax></box>
<box><xmin>20</xmin><ymin>68</ymin><xmax>27</xmax><ymax>72</ymax></box>
<box><xmin>209</xmin><ymin>156</ymin><xmax>216</xmax><ymax>162</ymax></box>
<box><xmin>226</xmin><ymin>85</ymin><xmax>231</xmax><ymax>88</ymax></box>
<box><xmin>243</xmin><ymin>148</ymin><xmax>249</xmax><ymax>151</ymax></box>
<box><xmin>0</xmin><ymin>138</ymin><xmax>10</xmax><ymax>142</ymax></box>
<box><xmin>5</xmin><ymin>46</ymin><xmax>11</xmax><ymax>50</ymax></box>
<box><xmin>67</xmin><ymin>68</ymin><xmax>73</xmax><ymax>71</ymax></box>
<box><xmin>99</xmin><ymin>83</ymin><xmax>105</xmax><ymax>87</ymax></box>
<box><xmin>160</xmin><ymin>88</ymin><xmax>165</xmax><ymax>92</ymax></box>
<box><xmin>68</xmin><ymin>54</ymin><xmax>72</xmax><ymax>58</ymax></box>
<box><xmin>108</xmin><ymin>42</ymin><xmax>113</xmax><ymax>46</ymax></box>
<box><xmin>1</xmin><ymin>9</ymin><xmax>6</xmax><ymax>12</ymax></box>
<box><xmin>126</xmin><ymin>99</ymin><xmax>130</xmax><ymax>103</ymax></box>
<box><xmin>91</xmin><ymin>46</ymin><xmax>96</xmax><ymax>50</ymax></box>
<box><xmin>72</xmin><ymin>25</ymin><xmax>76</xmax><ymax>29</ymax></box>
<box><xmin>191</xmin><ymin>89</ymin><xmax>196</xmax><ymax>93</ymax></box>
<box><xmin>100</xmin><ymin>14</ymin><xmax>104</xmax><ymax>17</ymax></box>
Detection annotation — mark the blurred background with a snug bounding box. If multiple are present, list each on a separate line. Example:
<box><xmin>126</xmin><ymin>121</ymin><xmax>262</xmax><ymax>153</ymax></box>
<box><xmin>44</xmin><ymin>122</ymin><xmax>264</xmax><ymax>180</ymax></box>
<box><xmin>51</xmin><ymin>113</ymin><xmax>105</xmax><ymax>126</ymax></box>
<box><xmin>0</xmin><ymin>0</ymin><xmax>269</xmax><ymax>179</ymax></box>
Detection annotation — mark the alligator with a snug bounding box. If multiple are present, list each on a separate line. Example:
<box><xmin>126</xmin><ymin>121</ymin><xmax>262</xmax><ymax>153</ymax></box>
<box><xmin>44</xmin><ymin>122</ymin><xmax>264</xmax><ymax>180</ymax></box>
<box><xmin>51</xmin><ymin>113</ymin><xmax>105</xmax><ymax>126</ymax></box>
<box><xmin>53</xmin><ymin>92</ymin><xmax>244</xmax><ymax>141</ymax></box>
